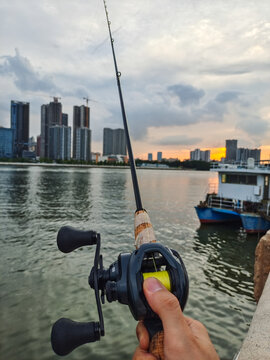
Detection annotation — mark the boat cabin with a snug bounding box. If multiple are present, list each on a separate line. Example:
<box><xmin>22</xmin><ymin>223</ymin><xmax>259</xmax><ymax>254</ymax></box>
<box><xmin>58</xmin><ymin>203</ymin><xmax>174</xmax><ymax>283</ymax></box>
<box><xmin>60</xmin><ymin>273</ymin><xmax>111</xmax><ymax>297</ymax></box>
<box><xmin>211</xmin><ymin>160</ymin><xmax>270</xmax><ymax>204</ymax></box>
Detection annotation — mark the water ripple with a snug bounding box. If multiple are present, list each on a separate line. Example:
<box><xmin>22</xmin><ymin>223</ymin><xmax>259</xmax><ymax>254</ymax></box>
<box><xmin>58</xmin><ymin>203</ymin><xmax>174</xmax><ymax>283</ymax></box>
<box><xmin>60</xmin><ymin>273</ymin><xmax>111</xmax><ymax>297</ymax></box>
<box><xmin>0</xmin><ymin>166</ymin><xmax>256</xmax><ymax>360</ymax></box>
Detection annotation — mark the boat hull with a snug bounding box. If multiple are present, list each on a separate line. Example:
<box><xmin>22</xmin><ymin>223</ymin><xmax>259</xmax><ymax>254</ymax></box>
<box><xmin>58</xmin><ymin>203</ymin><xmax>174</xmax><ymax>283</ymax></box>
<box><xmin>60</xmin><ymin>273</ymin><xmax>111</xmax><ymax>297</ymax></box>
<box><xmin>240</xmin><ymin>213</ymin><xmax>270</xmax><ymax>234</ymax></box>
<box><xmin>195</xmin><ymin>206</ymin><xmax>241</xmax><ymax>224</ymax></box>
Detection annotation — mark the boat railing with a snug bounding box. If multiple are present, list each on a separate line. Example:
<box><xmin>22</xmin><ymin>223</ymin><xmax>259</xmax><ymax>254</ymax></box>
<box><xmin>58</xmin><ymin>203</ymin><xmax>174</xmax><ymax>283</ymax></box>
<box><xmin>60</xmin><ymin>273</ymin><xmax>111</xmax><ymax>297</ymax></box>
<box><xmin>211</xmin><ymin>159</ymin><xmax>270</xmax><ymax>171</ymax></box>
<box><xmin>208</xmin><ymin>195</ymin><xmax>242</xmax><ymax>210</ymax></box>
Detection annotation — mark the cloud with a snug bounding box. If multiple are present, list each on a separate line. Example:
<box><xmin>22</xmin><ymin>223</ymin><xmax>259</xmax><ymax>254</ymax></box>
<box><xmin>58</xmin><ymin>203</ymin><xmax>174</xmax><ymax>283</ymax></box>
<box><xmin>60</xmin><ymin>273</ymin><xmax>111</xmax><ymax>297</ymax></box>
<box><xmin>151</xmin><ymin>135</ymin><xmax>201</xmax><ymax>146</ymax></box>
<box><xmin>203</xmin><ymin>64</ymin><xmax>252</xmax><ymax>76</ymax></box>
<box><xmin>127</xmin><ymin>85</ymin><xmax>238</xmax><ymax>141</ymax></box>
<box><xmin>203</xmin><ymin>61</ymin><xmax>270</xmax><ymax>76</ymax></box>
<box><xmin>215</xmin><ymin>91</ymin><xmax>241</xmax><ymax>103</ymax></box>
<box><xmin>0</xmin><ymin>49</ymin><xmax>57</xmax><ymax>93</ymax></box>
<box><xmin>0</xmin><ymin>49</ymin><xmax>97</xmax><ymax>100</ymax></box>
<box><xmin>236</xmin><ymin>116</ymin><xmax>269</xmax><ymax>137</ymax></box>
<box><xmin>128</xmin><ymin>103</ymin><xmax>199</xmax><ymax>140</ymax></box>
<box><xmin>168</xmin><ymin>84</ymin><xmax>205</xmax><ymax>106</ymax></box>
<box><xmin>0</xmin><ymin>0</ymin><xmax>270</xmax><ymax>156</ymax></box>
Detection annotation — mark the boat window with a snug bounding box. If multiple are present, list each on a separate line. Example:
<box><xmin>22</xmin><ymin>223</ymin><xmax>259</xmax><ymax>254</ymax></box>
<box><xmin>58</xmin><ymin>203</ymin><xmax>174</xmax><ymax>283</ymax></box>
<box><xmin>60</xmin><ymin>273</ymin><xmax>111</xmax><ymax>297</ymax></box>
<box><xmin>222</xmin><ymin>174</ymin><xmax>257</xmax><ymax>185</ymax></box>
<box><xmin>246</xmin><ymin>176</ymin><xmax>257</xmax><ymax>185</ymax></box>
<box><xmin>265</xmin><ymin>176</ymin><xmax>269</xmax><ymax>186</ymax></box>
<box><xmin>239</xmin><ymin>175</ymin><xmax>246</xmax><ymax>184</ymax></box>
<box><xmin>227</xmin><ymin>174</ymin><xmax>238</xmax><ymax>183</ymax></box>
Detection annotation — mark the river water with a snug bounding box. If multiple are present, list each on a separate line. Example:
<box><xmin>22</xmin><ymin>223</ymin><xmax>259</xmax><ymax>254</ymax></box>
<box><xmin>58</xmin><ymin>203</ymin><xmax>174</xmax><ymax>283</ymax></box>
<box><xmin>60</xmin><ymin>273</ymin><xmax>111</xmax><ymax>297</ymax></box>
<box><xmin>0</xmin><ymin>166</ymin><xmax>257</xmax><ymax>360</ymax></box>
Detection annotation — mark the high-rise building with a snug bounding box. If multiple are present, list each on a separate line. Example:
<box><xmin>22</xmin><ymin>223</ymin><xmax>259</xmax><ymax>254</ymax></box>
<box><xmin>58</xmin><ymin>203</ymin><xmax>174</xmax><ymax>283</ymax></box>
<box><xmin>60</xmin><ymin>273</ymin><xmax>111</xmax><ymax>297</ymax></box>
<box><xmin>40</xmin><ymin>104</ymin><xmax>48</xmax><ymax>158</ymax></box>
<box><xmin>148</xmin><ymin>153</ymin><xmax>153</xmax><ymax>161</ymax></box>
<box><xmin>103</xmin><ymin>128</ymin><xmax>126</xmax><ymax>156</ymax></box>
<box><xmin>40</xmin><ymin>97</ymin><xmax>62</xmax><ymax>158</ymax></box>
<box><xmin>157</xmin><ymin>152</ymin><xmax>162</xmax><ymax>162</ymax></box>
<box><xmin>200</xmin><ymin>150</ymin><xmax>210</xmax><ymax>162</ymax></box>
<box><xmin>10</xmin><ymin>100</ymin><xmax>29</xmax><ymax>157</ymax></box>
<box><xmin>72</xmin><ymin>105</ymin><xmax>91</xmax><ymax>160</ymax></box>
<box><xmin>0</xmin><ymin>127</ymin><xmax>13</xmax><ymax>158</ymax></box>
<box><xmin>49</xmin><ymin>125</ymin><xmax>71</xmax><ymax>160</ymax></box>
<box><xmin>36</xmin><ymin>135</ymin><xmax>41</xmax><ymax>157</ymax></box>
<box><xmin>190</xmin><ymin>149</ymin><xmax>211</xmax><ymax>162</ymax></box>
<box><xmin>75</xmin><ymin>128</ymin><xmax>92</xmax><ymax>161</ymax></box>
<box><xmin>236</xmin><ymin>148</ymin><xmax>248</xmax><ymax>162</ymax></box>
<box><xmin>80</xmin><ymin>105</ymin><xmax>90</xmax><ymax>128</ymax></box>
<box><xmin>48</xmin><ymin>97</ymin><xmax>62</xmax><ymax>126</ymax></box>
<box><xmin>236</xmin><ymin>148</ymin><xmax>261</xmax><ymax>163</ymax></box>
<box><xmin>249</xmin><ymin>149</ymin><xmax>261</xmax><ymax>162</ymax></box>
<box><xmin>225</xmin><ymin>139</ymin><xmax>237</xmax><ymax>162</ymax></box>
<box><xmin>73</xmin><ymin>106</ymin><xmax>81</xmax><ymax>158</ymax></box>
<box><xmin>103</xmin><ymin>128</ymin><xmax>114</xmax><ymax>155</ymax></box>
<box><xmin>62</xmin><ymin>113</ymin><xmax>68</xmax><ymax>126</ymax></box>
<box><xmin>190</xmin><ymin>149</ymin><xmax>200</xmax><ymax>161</ymax></box>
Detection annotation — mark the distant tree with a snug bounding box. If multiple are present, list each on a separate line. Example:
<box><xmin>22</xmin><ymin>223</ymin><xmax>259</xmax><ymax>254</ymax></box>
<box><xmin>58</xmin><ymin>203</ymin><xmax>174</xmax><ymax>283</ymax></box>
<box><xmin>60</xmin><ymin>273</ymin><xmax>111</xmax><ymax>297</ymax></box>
<box><xmin>180</xmin><ymin>160</ymin><xmax>210</xmax><ymax>170</ymax></box>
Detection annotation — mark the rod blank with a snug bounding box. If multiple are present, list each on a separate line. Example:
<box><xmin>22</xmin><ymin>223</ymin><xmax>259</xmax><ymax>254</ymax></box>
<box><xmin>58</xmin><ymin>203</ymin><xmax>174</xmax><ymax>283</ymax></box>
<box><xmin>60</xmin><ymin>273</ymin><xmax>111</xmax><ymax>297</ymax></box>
<box><xmin>103</xmin><ymin>0</ymin><xmax>143</xmax><ymax>211</ymax></box>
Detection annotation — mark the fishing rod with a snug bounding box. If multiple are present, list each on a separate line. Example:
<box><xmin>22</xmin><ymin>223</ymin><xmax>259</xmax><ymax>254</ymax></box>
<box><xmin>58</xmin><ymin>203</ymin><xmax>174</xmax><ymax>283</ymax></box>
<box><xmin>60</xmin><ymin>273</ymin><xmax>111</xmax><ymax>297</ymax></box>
<box><xmin>51</xmin><ymin>2</ymin><xmax>189</xmax><ymax>359</ymax></box>
<box><xmin>103</xmin><ymin>0</ymin><xmax>142</xmax><ymax>212</ymax></box>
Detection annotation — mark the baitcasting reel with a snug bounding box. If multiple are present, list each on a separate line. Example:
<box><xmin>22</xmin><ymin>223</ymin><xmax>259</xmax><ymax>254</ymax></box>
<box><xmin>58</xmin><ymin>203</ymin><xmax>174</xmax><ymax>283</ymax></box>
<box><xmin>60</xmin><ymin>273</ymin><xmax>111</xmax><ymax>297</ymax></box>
<box><xmin>51</xmin><ymin>226</ymin><xmax>189</xmax><ymax>356</ymax></box>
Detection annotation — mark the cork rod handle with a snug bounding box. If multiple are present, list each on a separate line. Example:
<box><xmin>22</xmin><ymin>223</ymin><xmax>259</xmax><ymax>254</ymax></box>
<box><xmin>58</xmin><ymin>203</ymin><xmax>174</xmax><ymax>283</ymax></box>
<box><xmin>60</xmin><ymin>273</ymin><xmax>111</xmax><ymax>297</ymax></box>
<box><xmin>149</xmin><ymin>331</ymin><xmax>165</xmax><ymax>360</ymax></box>
<box><xmin>134</xmin><ymin>210</ymin><xmax>164</xmax><ymax>358</ymax></box>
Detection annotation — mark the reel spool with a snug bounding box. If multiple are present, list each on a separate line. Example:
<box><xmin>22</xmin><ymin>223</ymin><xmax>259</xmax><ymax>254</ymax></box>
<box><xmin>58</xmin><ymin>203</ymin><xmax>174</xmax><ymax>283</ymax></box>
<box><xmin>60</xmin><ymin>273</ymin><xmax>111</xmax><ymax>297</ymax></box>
<box><xmin>51</xmin><ymin>226</ymin><xmax>189</xmax><ymax>355</ymax></box>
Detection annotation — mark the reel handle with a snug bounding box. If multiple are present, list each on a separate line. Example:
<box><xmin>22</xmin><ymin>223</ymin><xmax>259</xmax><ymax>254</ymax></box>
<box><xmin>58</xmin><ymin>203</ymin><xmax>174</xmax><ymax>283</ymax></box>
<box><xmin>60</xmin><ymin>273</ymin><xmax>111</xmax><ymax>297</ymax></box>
<box><xmin>51</xmin><ymin>318</ymin><xmax>100</xmax><ymax>356</ymax></box>
<box><xmin>57</xmin><ymin>226</ymin><xmax>98</xmax><ymax>253</ymax></box>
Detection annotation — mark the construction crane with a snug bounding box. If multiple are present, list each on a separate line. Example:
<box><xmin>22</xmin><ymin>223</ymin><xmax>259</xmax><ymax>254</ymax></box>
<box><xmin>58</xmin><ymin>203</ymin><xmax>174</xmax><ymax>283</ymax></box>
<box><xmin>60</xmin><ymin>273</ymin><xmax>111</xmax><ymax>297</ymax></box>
<box><xmin>50</xmin><ymin>96</ymin><xmax>62</xmax><ymax>102</ymax></box>
<box><xmin>83</xmin><ymin>96</ymin><xmax>98</xmax><ymax>107</ymax></box>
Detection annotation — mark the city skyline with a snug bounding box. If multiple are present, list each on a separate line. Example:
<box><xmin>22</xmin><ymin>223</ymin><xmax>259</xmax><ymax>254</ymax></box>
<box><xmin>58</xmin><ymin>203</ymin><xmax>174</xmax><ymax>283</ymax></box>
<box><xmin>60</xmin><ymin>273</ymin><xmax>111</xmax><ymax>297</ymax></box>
<box><xmin>1</xmin><ymin>0</ymin><xmax>270</xmax><ymax>160</ymax></box>
<box><xmin>1</xmin><ymin>98</ymin><xmax>270</xmax><ymax>161</ymax></box>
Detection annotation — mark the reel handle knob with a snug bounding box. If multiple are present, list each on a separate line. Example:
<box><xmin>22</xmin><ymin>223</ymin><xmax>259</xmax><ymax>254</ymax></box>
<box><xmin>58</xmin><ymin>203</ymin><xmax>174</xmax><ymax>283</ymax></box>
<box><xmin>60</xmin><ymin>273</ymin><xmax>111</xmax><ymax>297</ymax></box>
<box><xmin>51</xmin><ymin>318</ymin><xmax>100</xmax><ymax>356</ymax></box>
<box><xmin>57</xmin><ymin>226</ymin><xmax>98</xmax><ymax>253</ymax></box>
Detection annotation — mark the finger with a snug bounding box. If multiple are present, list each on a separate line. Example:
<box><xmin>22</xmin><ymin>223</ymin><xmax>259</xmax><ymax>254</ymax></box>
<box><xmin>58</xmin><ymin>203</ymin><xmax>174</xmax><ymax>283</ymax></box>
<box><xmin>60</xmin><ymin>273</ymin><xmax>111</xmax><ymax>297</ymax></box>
<box><xmin>143</xmin><ymin>277</ymin><xmax>191</xmax><ymax>337</ymax></box>
<box><xmin>132</xmin><ymin>346</ymin><xmax>156</xmax><ymax>360</ymax></box>
<box><xmin>136</xmin><ymin>321</ymin><xmax>150</xmax><ymax>350</ymax></box>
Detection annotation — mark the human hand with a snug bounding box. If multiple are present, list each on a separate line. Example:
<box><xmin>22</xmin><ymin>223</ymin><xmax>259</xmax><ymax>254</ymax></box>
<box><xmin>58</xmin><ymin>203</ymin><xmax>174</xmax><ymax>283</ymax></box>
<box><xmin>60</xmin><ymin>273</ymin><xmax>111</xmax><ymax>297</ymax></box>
<box><xmin>132</xmin><ymin>277</ymin><xmax>220</xmax><ymax>360</ymax></box>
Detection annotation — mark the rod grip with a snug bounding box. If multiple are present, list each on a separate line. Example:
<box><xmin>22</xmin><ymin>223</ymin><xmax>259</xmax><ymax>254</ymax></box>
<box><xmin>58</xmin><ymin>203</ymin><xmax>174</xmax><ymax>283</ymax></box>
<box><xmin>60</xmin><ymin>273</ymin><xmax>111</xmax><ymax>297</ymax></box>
<box><xmin>51</xmin><ymin>318</ymin><xmax>100</xmax><ymax>356</ymax></box>
<box><xmin>57</xmin><ymin>226</ymin><xmax>98</xmax><ymax>253</ymax></box>
<box><xmin>144</xmin><ymin>319</ymin><xmax>164</xmax><ymax>359</ymax></box>
<box><xmin>134</xmin><ymin>210</ymin><xmax>156</xmax><ymax>248</ymax></box>
<box><xmin>149</xmin><ymin>331</ymin><xmax>164</xmax><ymax>360</ymax></box>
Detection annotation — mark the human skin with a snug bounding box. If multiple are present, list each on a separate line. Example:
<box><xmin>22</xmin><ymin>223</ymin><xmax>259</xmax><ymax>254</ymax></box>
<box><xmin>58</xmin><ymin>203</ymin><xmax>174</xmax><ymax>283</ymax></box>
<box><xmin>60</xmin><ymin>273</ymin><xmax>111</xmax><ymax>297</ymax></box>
<box><xmin>132</xmin><ymin>277</ymin><xmax>220</xmax><ymax>360</ymax></box>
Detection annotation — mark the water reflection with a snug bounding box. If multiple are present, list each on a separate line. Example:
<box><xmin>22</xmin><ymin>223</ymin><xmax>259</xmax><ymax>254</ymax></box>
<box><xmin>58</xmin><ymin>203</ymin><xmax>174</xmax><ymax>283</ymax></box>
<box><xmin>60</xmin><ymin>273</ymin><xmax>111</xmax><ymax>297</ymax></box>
<box><xmin>69</xmin><ymin>170</ymin><xmax>92</xmax><ymax>220</ymax></box>
<box><xmin>0</xmin><ymin>167</ymin><xmax>257</xmax><ymax>360</ymax></box>
<box><xmin>37</xmin><ymin>170</ymin><xmax>71</xmax><ymax>214</ymax></box>
<box><xmin>194</xmin><ymin>225</ymin><xmax>257</xmax><ymax>300</ymax></box>
<box><xmin>5</xmin><ymin>169</ymin><xmax>30</xmax><ymax>222</ymax></box>
<box><xmin>100</xmin><ymin>169</ymin><xmax>129</xmax><ymax>222</ymax></box>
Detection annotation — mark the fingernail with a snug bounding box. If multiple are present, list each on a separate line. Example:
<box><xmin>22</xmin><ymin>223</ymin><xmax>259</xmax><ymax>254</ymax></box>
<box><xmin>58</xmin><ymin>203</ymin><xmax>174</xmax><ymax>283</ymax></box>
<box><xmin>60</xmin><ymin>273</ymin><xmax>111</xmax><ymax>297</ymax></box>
<box><xmin>144</xmin><ymin>277</ymin><xmax>164</xmax><ymax>293</ymax></box>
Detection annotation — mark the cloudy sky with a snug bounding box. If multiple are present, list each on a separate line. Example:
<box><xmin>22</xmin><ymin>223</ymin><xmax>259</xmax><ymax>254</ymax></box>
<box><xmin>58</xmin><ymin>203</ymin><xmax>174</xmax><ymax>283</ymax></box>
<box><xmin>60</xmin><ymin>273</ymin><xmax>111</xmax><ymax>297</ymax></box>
<box><xmin>1</xmin><ymin>0</ymin><xmax>270</xmax><ymax>159</ymax></box>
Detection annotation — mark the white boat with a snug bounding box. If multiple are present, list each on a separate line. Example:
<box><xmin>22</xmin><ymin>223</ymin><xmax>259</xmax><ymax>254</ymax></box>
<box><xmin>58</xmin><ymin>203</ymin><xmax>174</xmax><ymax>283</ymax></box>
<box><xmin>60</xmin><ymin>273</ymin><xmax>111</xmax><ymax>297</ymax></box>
<box><xmin>195</xmin><ymin>158</ymin><xmax>270</xmax><ymax>233</ymax></box>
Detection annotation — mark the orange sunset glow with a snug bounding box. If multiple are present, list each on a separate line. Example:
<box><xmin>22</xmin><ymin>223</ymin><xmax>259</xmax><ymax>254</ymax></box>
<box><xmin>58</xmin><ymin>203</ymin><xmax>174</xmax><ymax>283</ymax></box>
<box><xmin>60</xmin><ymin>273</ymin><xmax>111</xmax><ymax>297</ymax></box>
<box><xmin>139</xmin><ymin>146</ymin><xmax>270</xmax><ymax>162</ymax></box>
<box><xmin>140</xmin><ymin>148</ymin><xmax>226</xmax><ymax>161</ymax></box>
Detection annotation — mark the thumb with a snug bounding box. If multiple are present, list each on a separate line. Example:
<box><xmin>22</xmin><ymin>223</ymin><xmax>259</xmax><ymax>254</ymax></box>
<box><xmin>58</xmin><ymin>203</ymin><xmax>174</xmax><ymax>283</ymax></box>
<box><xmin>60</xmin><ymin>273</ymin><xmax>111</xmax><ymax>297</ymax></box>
<box><xmin>143</xmin><ymin>277</ymin><xmax>191</xmax><ymax>337</ymax></box>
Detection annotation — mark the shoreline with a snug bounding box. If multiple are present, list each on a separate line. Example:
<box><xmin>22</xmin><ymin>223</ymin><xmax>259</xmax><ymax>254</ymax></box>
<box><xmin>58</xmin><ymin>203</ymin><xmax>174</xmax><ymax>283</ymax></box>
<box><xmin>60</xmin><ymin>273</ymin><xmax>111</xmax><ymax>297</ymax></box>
<box><xmin>0</xmin><ymin>162</ymin><xmax>192</xmax><ymax>171</ymax></box>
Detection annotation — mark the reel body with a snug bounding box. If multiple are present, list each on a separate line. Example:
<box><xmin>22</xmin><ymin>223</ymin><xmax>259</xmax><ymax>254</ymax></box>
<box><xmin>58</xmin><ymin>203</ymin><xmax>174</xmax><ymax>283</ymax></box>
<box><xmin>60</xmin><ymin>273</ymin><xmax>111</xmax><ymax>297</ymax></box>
<box><xmin>51</xmin><ymin>226</ymin><xmax>189</xmax><ymax>356</ymax></box>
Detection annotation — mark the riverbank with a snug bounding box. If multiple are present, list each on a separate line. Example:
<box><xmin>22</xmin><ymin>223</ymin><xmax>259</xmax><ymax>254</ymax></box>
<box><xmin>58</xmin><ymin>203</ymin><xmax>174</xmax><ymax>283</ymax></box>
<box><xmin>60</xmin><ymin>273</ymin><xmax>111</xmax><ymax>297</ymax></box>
<box><xmin>237</xmin><ymin>231</ymin><xmax>270</xmax><ymax>359</ymax></box>
<box><xmin>0</xmin><ymin>162</ymin><xmax>191</xmax><ymax>170</ymax></box>
<box><xmin>238</xmin><ymin>275</ymin><xmax>270</xmax><ymax>360</ymax></box>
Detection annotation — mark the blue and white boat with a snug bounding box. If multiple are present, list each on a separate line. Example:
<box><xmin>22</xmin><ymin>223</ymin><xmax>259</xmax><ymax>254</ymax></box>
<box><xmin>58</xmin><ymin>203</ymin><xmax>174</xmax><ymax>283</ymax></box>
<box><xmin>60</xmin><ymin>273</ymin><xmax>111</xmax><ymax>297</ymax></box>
<box><xmin>195</xmin><ymin>159</ymin><xmax>270</xmax><ymax>233</ymax></box>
